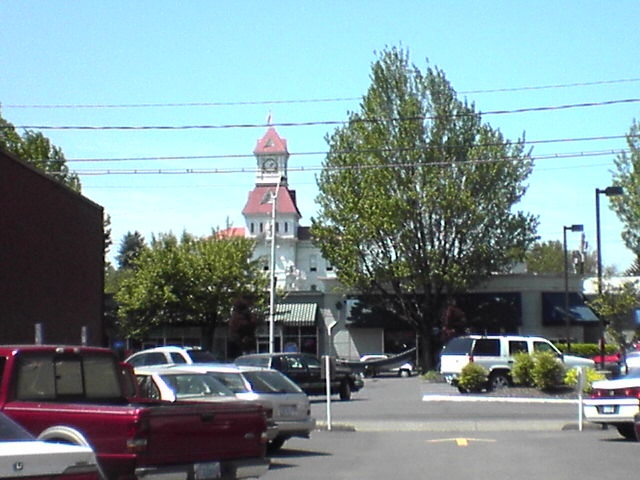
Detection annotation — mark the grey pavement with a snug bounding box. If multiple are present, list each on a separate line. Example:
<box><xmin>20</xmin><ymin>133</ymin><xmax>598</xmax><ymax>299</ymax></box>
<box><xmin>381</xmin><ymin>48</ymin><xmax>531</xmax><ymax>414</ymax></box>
<box><xmin>311</xmin><ymin>376</ymin><xmax>599</xmax><ymax>433</ymax></box>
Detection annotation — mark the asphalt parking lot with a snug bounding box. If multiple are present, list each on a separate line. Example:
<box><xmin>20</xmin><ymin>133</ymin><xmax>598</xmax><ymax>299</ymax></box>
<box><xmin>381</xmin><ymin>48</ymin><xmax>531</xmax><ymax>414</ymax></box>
<box><xmin>263</xmin><ymin>375</ymin><xmax>635</xmax><ymax>480</ymax></box>
<box><xmin>310</xmin><ymin>374</ymin><xmax>586</xmax><ymax>432</ymax></box>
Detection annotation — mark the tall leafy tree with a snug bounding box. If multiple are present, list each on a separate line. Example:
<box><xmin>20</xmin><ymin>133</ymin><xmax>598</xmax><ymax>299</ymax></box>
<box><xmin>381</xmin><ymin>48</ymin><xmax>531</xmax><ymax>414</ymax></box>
<box><xmin>115</xmin><ymin>231</ymin><xmax>267</xmax><ymax>350</ymax></box>
<box><xmin>525</xmin><ymin>239</ymin><xmax>596</xmax><ymax>275</ymax></box>
<box><xmin>311</xmin><ymin>47</ymin><xmax>538</xmax><ymax>369</ymax></box>
<box><xmin>611</xmin><ymin>120</ymin><xmax>640</xmax><ymax>258</ymax></box>
<box><xmin>116</xmin><ymin>231</ymin><xmax>147</xmax><ymax>269</ymax></box>
<box><xmin>0</xmin><ymin>109</ymin><xmax>81</xmax><ymax>192</ymax></box>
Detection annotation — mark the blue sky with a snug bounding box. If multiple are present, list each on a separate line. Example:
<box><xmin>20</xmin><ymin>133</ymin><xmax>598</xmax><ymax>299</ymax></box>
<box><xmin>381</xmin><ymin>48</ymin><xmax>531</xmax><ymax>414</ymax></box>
<box><xmin>2</xmin><ymin>1</ymin><xmax>639</xmax><ymax>270</ymax></box>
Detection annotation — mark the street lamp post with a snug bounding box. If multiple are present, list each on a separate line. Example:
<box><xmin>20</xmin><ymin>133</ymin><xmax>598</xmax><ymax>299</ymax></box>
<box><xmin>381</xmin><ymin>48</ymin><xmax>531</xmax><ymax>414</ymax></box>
<box><xmin>595</xmin><ymin>186</ymin><xmax>624</xmax><ymax>368</ymax></box>
<box><xmin>268</xmin><ymin>180</ymin><xmax>283</xmax><ymax>354</ymax></box>
<box><xmin>564</xmin><ymin>224</ymin><xmax>584</xmax><ymax>352</ymax></box>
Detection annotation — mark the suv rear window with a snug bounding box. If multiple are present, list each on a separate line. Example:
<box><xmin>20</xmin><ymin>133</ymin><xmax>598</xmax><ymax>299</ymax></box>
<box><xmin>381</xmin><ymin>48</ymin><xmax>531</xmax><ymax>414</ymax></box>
<box><xmin>472</xmin><ymin>339</ymin><xmax>500</xmax><ymax>356</ymax></box>
<box><xmin>442</xmin><ymin>337</ymin><xmax>474</xmax><ymax>355</ymax></box>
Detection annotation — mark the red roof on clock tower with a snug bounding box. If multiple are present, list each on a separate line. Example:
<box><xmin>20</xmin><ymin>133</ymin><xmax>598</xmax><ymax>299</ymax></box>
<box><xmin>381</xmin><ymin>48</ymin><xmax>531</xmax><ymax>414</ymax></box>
<box><xmin>253</xmin><ymin>127</ymin><xmax>288</xmax><ymax>155</ymax></box>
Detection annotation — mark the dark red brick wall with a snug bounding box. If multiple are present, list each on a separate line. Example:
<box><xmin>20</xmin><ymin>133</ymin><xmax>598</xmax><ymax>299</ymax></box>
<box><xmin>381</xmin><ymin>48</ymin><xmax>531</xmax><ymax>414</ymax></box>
<box><xmin>0</xmin><ymin>149</ymin><xmax>104</xmax><ymax>345</ymax></box>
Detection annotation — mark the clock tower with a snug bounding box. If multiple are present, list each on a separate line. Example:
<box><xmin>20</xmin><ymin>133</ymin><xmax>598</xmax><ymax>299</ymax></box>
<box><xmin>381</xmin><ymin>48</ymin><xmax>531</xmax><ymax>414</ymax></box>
<box><xmin>254</xmin><ymin>127</ymin><xmax>289</xmax><ymax>186</ymax></box>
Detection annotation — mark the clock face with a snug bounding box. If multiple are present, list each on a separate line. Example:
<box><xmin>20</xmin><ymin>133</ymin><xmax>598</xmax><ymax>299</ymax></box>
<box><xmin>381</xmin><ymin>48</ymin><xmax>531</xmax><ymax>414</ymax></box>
<box><xmin>263</xmin><ymin>158</ymin><xmax>277</xmax><ymax>172</ymax></box>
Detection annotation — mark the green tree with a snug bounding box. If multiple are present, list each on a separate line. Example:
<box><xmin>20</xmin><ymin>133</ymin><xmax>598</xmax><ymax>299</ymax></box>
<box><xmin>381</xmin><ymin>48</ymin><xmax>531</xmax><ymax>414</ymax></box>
<box><xmin>115</xmin><ymin>231</ymin><xmax>267</xmax><ymax>350</ymax></box>
<box><xmin>311</xmin><ymin>47</ymin><xmax>538</xmax><ymax>369</ymax></box>
<box><xmin>588</xmin><ymin>280</ymin><xmax>640</xmax><ymax>344</ymax></box>
<box><xmin>611</xmin><ymin>120</ymin><xmax>640</xmax><ymax>258</ymax></box>
<box><xmin>116</xmin><ymin>231</ymin><xmax>147</xmax><ymax>269</ymax></box>
<box><xmin>525</xmin><ymin>239</ymin><xmax>596</xmax><ymax>275</ymax></box>
<box><xmin>0</xmin><ymin>109</ymin><xmax>80</xmax><ymax>192</ymax></box>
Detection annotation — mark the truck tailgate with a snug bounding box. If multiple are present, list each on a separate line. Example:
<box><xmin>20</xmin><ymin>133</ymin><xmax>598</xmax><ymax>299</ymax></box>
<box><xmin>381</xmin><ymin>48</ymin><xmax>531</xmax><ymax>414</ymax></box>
<box><xmin>138</xmin><ymin>401</ymin><xmax>267</xmax><ymax>465</ymax></box>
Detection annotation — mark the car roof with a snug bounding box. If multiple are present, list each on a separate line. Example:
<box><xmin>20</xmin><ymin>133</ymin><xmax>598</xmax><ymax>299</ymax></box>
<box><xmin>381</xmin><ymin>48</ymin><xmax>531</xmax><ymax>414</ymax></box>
<box><xmin>454</xmin><ymin>335</ymin><xmax>548</xmax><ymax>341</ymax></box>
<box><xmin>133</xmin><ymin>365</ymin><xmax>217</xmax><ymax>375</ymax></box>
<box><xmin>138</xmin><ymin>363</ymin><xmax>276</xmax><ymax>374</ymax></box>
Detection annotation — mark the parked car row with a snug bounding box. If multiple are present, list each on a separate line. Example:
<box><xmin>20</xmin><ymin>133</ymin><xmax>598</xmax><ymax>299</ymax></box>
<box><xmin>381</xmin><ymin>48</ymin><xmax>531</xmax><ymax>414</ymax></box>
<box><xmin>123</xmin><ymin>347</ymin><xmax>364</xmax><ymax>451</ymax></box>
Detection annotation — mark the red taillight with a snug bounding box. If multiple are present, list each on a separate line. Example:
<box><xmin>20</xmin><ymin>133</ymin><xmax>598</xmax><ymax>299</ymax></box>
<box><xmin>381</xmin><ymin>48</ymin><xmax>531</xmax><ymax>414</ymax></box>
<box><xmin>591</xmin><ymin>387</ymin><xmax>640</xmax><ymax>399</ymax></box>
<box><xmin>624</xmin><ymin>387</ymin><xmax>640</xmax><ymax>398</ymax></box>
<box><xmin>126</xmin><ymin>416</ymin><xmax>149</xmax><ymax>453</ymax></box>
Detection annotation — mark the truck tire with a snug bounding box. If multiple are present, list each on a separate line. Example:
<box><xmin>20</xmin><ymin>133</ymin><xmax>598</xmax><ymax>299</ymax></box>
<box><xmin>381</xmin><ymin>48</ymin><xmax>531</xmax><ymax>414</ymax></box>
<box><xmin>488</xmin><ymin>371</ymin><xmax>510</xmax><ymax>391</ymax></box>
<box><xmin>339</xmin><ymin>380</ymin><xmax>352</xmax><ymax>401</ymax></box>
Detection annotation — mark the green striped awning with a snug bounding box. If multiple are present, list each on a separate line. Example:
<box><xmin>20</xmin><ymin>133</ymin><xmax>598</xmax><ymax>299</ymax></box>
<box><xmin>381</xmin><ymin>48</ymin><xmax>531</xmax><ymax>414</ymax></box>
<box><xmin>274</xmin><ymin>303</ymin><xmax>317</xmax><ymax>326</ymax></box>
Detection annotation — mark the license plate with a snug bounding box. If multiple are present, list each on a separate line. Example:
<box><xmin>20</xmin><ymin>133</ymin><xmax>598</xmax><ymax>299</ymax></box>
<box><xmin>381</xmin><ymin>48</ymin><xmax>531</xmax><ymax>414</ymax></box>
<box><xmin>279</xmin><ymin>405</ymin><xmax>297</xmax><ymax>416</ymax></box>
<box><xmin>601</xmin><ymin>405</ymin><xmax>618</xmax><ymax>414</ymax></box>
<box><xmin>194</xmin><ymin>462</ymin><xmax>221</xmax><ymax>480</ymax></box>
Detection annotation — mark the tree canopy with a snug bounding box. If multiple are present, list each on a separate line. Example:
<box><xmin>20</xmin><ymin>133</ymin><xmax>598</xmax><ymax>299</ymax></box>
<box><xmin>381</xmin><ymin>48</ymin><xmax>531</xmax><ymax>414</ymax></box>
<box><xmin>115</xmin><ymin>231</ymin><xmax>267</xmax><ymax>350</ymax></box>
<box><xmin>311</xmin><ymin>47</ymin><xmax>538</xmax><ymax>368</ymax></box>
<box><xmin>0</xmin><ymin>109</ymin><xmax>81</xmax><ymax>192</ymax></box>
<box><xmin>525</xmin><ymin>239</ymin><xmax>596</xmax><ymax>275</ymax></box>
<box><xmin>116</xmin><ymin>231</ymin><xmax>147</xmax><ymax>269</ymax></box>
<box><xmin>611</xmin><ymin>120</ymin><xmax>640</xmax><ymax>260</ymax></box>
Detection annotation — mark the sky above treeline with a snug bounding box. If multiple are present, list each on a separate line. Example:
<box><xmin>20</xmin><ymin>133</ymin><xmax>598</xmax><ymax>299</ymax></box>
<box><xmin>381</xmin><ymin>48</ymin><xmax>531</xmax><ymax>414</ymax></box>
<box><xmin>2</xmin><ymin>1</ymin><xmax>639</xmax><ymax>271</ymax></box>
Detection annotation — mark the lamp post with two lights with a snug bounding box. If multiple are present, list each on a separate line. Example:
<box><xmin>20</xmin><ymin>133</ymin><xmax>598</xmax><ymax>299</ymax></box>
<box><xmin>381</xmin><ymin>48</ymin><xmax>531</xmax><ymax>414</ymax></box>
<box><xmin>595</xmin><ymin>186</ymin><xmax>624</xmax><ymax>368</ymax></box>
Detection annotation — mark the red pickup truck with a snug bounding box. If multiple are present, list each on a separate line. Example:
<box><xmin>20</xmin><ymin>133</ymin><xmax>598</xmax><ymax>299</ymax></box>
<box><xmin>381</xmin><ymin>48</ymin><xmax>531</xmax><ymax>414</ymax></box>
<box><xmin>0</xmin><ymin>345</ymin><xmax>269</xmax><ymax>480</ymax></box>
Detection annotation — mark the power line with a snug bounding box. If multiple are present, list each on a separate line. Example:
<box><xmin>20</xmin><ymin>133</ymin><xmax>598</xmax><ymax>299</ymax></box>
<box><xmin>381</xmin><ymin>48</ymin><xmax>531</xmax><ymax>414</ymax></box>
<box><xmin>65</xmin><ymin>134</ymin><xmax>632</xmax><ymax>163</ymax></box>
<box><xmin>64</xmin><ymin>148</ymin><xmax>627</xmax><ymax>177</ymax></box>
<box><xmin>10</xmin><ymin>98</ymin><xmax>640</xmax><ymax>131</ymax></box>
<box><xmin>5</xmin><ymin>78</ymin><xmax>640</xmax><ymax>109</ymax></box>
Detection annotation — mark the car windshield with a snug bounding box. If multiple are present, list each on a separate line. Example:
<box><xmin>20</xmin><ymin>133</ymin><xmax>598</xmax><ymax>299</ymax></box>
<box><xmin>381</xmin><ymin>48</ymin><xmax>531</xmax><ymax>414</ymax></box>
<box><xmin>622</xmin><ymin>368</ymin><xmax>640</xmax><ymax>379</ymax></box>
<box><xmin>242</xmin><ymin>370</ymin><xmax>303</xmax><ymax>394</ymax></box>
<box><xmin>206</xmin><ymin>371</ymin><xmax>251</xmax><ymax>394</ymax></box>
<box><xmin>235</xmin><ymin>356</ymin><xmax>271</xmax><ymax>368</ymax></box>
<box><xmin>160</xmin><ymin>373</ymin><xmax>235</xmax><ymax>398</ymax></box>
<box><xmin>187</xmin><ymin>350</ymin><xmax>220</xmax><ymax>363</ymax></box>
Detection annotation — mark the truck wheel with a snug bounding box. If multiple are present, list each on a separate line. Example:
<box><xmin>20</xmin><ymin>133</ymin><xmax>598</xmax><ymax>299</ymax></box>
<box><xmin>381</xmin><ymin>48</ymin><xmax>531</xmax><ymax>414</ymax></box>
<box><xmin>398</xmin><ymin>369</ymin><xmax>410</xmax><ymax>378</ymax></box>
<box><xmin>38</xmin><ymin>426</ymin><xmax>91</xmax><ymax>447</ymax></box>
<box><xmin>488</xmin><ymin>372</ymin><xmax>510</xmax><ymax>391</ymax></box>
<box><xmin>616</xmin><ymin>424</ymin><xmax>636</xmax><ymax>440</ymax></box>
<box><xmin>339</xmin><ymin>380</ymin><xmax>352</xmax><ymax>401</ymax></box>
<box><xmin>267</xmin><ymin>437</ymin><xmax>286</xmax><ymax>453</ymax></box>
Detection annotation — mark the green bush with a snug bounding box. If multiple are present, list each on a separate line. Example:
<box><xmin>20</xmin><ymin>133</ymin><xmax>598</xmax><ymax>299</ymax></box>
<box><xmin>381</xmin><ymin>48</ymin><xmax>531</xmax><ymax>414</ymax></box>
<box><xmin>564</xmin><ymin>367</ymin><xmax>605</xmax><ymax>393</ymax></box>
<box><xmin>458</xmin><ymin>362</ymin><xmax>488</xmax><ymax>393</ymax></box>
<box><xmin>554</xmin><ymin>343</ymin><xmax>618</xmax><ymax>357</ymax></box>
<box><xmin>531</xmin><ymin>351</ymin><xmax>565</xmax><ymax>391</ymax></box>
<box><xmin>511</xmin><ymin>352</ymin><xmax>535</xmax><ymax>386</ymax></box>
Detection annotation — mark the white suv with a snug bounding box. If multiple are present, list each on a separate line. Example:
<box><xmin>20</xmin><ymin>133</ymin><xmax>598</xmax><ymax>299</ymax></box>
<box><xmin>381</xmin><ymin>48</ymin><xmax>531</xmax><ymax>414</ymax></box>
<box><xmin>125</xmin><ymin>346</ymin><xmax>220</xmax><ymax>367</ymax></box>
<box><xmin>439</xmin><ymin>334</ymin><xmax>595</xmax><ymax>391</ymax></box>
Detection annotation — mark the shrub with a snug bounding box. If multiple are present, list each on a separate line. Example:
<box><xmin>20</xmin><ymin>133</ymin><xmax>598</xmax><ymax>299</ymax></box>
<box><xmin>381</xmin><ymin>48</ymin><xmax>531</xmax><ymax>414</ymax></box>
<box><xmin>531</xmin><ymin>351</ymin><xmax>565</xmax><ymax>391</ymax></box>
<box><xmin>511</xmin><ymin>352</ymin><xmax>535</xmax><ymax>386</ymax></box>
<box><xmin>458</xmin><ymin>362</ymin><xmax>488</xmax><ymax>393</ymax></box>
<box><xmin>554</xmin><ymin>343</ymin><xmax>618</xmax><ymax>357</ymax></box>
<box><xmin>564</xmin><ymin>367</ymin><xmax>605</xmax><ymax>393</ymax></box>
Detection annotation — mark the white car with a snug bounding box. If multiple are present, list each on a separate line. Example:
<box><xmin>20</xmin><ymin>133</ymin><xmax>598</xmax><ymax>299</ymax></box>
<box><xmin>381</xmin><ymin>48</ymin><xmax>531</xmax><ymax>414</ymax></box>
<box><xmin>583</xmin><ymin>369</ymin><xmax>640</xmax><ymax>439</ymax></box>
<box><xmin>180</xmin><ymin>364</ymin><xmax>316</xmax><ymax>452</ymax></box>
<box><xmin>135</xmin><ymin>363</ymin><xmax>315</xmax><ymax>452</ymax></box>
<box><xmin>0</xmin><ymin>412</ymin><xmax>100</xmax><ymax>480</ymax></box>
